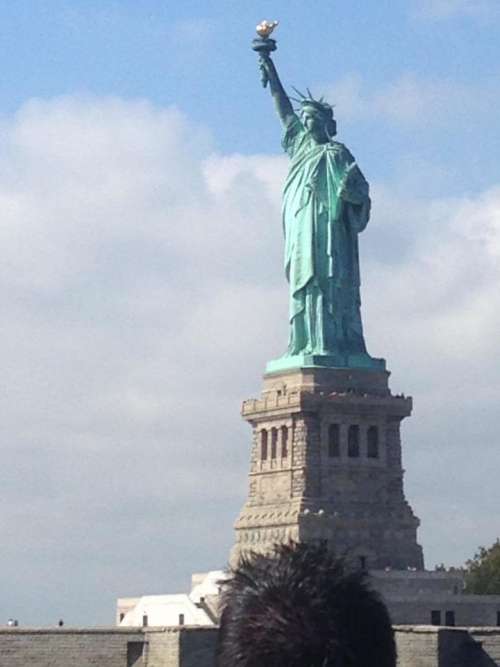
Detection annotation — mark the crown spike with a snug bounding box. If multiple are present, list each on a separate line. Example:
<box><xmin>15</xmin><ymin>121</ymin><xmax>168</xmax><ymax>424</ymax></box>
<box><xmin>291</xmin><ymin>86</ymin><xmax>307</xmax><ymax>99</ymax></box>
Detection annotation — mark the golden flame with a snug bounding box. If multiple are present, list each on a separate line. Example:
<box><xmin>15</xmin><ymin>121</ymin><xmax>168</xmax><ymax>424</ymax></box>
<box><xmin>256</xmin><ymin>20</ymin><xmax>279</xmax><ymax>39</ymax></box>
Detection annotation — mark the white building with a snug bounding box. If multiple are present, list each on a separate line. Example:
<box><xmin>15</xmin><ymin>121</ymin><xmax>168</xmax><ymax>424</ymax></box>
<box><xmin>116</xmin><ymin>570</ymin><xmax>225</xmax><ymax>627</ymax></box>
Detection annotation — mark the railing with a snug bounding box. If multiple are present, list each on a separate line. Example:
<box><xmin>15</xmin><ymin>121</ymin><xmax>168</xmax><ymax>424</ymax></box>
<box><xmin>242</xmin><ymin>391</ymin><xmax>412</xmax><ymax>416</ymax></box>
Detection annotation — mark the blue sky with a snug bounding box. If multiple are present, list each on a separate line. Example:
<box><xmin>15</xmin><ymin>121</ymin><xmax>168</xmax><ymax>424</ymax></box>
<box><xmin>2</xmin><ymin>1</ymin><xmax>499</xmax><ymax>156</ymax></box>
<box><xmin>1</xmin><ymin>0</ymin><xmax>499</xmax><ymax>189</ymax></box>
<box><xmin>1</xmin><ymin>1</ymin><xmax>500</xmax><ymax>625</ymax></box>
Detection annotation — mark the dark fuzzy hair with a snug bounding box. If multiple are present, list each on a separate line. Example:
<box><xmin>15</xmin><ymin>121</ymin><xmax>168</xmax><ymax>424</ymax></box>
<box><xmin>216</xmin><ymin>542</ymin><xmax>396</xmax><ymax>667</ymax></box>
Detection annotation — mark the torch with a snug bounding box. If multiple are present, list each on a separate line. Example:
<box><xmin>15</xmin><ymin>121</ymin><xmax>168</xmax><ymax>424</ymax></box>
<box><xmin>252</xmin><ymin>20</ymin><xmax>279</xmax><ymax>88</ymax></box>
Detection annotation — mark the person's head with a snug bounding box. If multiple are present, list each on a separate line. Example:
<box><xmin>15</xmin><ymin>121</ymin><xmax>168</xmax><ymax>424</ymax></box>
<box><xmin>300</xmin><ymin>97</ymin><xmax>337</xmax><ymax>143</ymax></box>
<box><xmin>216</xmin><ymin>542</ymin><xmax>396</xmax><ymax>667</ymax></box>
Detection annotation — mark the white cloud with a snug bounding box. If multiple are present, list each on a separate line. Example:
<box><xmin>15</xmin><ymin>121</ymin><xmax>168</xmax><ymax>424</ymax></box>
<box><xmin>363</xmin><ymin>183</ymin><xmax>500</xmax><ymax>565</ymax></box>
<box><xmin>0</xmin><ymin>95</ymin><xmax>286</xmax><ymax>623</ymax></box>
<box><xmin>412</xmin><ymin>0</ymin><xmax>499</xmax><ymax>20</ymax></box>
<box><xmin>172</xmin><ymin>17</ymin><xmax>215</xmax><ymax>45</ymax></box>
<box><xmin>325</xmin><ymin>72</ymin><xmax>500</xmax><ymax>128</ymax></box>
<box><xmin>1</xmin><ymin>94</ymin><xmax>500</xmax><ymax>622</ymax></box>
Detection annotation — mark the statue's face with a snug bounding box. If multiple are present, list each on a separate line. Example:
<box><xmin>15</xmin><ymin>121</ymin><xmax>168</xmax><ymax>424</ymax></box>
<box><xmin>302</xmin><ymin>110</ymin><xmax>329</xmax><ymax>144</ymax></box>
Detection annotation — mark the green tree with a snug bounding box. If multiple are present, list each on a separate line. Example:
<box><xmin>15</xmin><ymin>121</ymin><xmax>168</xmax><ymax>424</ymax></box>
<box><xmin>464</xmin><ymin>539</ymin><xmax>500</xmax><ymax>594</ymax></box>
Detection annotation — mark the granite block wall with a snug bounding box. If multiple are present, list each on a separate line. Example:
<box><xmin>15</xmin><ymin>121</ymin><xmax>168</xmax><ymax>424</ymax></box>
<box><xmin>0</xmin><ymin>628</ymin><xmax>144</xmax><ymax>667</ymax></box>
<box><xmin>0</xmin><ymin>626</ymin><xmax>498</xmax><ymax>667</ymax></box>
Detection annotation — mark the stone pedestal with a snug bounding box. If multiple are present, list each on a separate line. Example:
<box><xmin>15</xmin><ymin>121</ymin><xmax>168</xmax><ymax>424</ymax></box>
<box><xmin>231</xmin><ymin>366</ymin><xmax>424</xmax><ymax>570</ymax></box>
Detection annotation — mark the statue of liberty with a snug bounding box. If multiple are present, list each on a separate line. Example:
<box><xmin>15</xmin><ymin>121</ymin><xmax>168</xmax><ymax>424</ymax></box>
<box><xmin>253</xmin><ymin>22</ymin><xmax>384</xmax><ymax>372</ymax></box>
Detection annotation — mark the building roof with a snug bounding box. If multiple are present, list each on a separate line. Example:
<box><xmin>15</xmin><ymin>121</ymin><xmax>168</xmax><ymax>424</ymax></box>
<box><xmin>117</xmin><ymin>570</ymin><xmax>227</xmax><ymax>628</ymax></box>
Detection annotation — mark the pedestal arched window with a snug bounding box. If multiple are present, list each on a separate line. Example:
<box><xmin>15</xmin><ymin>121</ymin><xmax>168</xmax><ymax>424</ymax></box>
<box><xmin>348</xmin><ymin>425</ymin><xmax>360</xmax><ymax>458</ymax></box>
<box><xmin>281</xmin><ymin>426</ymin><xmax>288</xmax><ymax>458</ymax></box>
<box><xmin>271</xmin><ymin>428</ymin><xmax>278</xmax><ymax>459</ymax></box>
<box><xmin>328</xmin><ymin>424</ymin><xmax>340</xmax><ymax>457</ymax></box>
<box><xmin>261</xmin><ymin>430</ymin><xmax>268</xmax><ymax>460</ymax></box>
<box><xmin>367</xmin><ymin>426</ymin><xmax>379</xmax><ymax>458</ymax></box>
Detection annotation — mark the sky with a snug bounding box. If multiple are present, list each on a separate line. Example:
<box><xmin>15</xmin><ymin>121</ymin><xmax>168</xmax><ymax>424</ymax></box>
<box><xmin>1</xmin><ymin>0</ymin><xmax>500</xmax><ymax>626</ymax></box>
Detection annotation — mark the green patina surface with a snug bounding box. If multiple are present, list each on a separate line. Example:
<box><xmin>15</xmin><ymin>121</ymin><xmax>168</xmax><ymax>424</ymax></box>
<box><xmin>253</xmin><ymin>30</ymin><xmax>385</xmax><ymax>373</ymax></box>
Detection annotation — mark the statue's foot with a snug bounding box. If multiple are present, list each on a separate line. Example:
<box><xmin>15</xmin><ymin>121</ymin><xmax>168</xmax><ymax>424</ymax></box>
<box><xmin>266</xmin><ymin>351</ymin><xmax>386</xmax><ymax>374</ymax></box>
<box><xmin>346</xmin><ymin>352</ymin><xmax>386</xmax><ymax>370</ymax></box>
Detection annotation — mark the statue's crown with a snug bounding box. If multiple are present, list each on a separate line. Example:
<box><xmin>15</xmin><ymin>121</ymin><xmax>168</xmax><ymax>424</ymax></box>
<box><xmin>291</xmin><ymin>87</ymin><xmax>334</xmax><ymax>119</ymax></box>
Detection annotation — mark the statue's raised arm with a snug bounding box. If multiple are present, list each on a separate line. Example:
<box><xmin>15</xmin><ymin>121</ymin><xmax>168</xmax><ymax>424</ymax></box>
<box><xmin>259</xmin><ymin>56</ymin><xmax>295</xmax><ymax>127</ymax></box>
<box><xmin>252</xmin><ymin>20</ymin><xmax>295</xmax><ymax>128</ymax></box>
<box><xmin>251</xmin><ymin>21</ymin><xmax>383</xmax><ymax>373</ymax></box>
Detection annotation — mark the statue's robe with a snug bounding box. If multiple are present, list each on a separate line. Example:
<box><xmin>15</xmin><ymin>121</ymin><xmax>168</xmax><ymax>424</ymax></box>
<box><xmin>282</xmin><ymin>115</ymin><xmax>371</xmax><ymax>358</ymax></box>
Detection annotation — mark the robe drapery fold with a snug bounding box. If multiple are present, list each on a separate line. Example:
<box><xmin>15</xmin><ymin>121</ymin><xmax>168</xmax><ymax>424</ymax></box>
<box><xmin>281</xmin><ymin>115</ymin><xmax>370</xmax><ymax>357</ymax></box>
